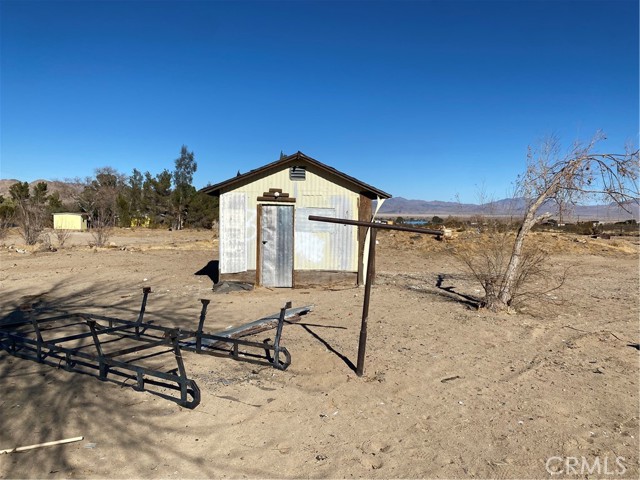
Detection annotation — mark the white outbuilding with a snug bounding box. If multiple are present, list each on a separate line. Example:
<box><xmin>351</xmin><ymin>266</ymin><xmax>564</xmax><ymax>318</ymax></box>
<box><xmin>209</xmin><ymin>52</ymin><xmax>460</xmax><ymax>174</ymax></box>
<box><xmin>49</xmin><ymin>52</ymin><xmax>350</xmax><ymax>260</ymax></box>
<box><xmin>53</xmin><ymin>212</ymin><xmax>88</xmax><ymax>231</ymax></box>
<box><xmin>200</xmin><ymin>152</ymin><xmax>391</xmax><ymax>287</ymax></box>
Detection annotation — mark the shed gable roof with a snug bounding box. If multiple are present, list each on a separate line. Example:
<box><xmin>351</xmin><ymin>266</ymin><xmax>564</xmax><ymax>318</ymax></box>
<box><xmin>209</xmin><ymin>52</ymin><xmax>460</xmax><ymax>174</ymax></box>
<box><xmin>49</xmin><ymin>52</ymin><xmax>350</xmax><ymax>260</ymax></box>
<box><xmin>199</xmin><ymin>151</ymin><xmax>392</xmax><ymax>200</ymax></box>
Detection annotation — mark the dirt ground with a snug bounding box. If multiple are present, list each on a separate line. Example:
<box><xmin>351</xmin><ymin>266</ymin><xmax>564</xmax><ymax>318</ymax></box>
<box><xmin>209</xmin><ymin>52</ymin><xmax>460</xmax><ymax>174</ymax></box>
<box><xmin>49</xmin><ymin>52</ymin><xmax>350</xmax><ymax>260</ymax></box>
<box><xmin>0</xmin><ymin>227</ymin><xmax>638</xmax><ymax>479</ymax></box>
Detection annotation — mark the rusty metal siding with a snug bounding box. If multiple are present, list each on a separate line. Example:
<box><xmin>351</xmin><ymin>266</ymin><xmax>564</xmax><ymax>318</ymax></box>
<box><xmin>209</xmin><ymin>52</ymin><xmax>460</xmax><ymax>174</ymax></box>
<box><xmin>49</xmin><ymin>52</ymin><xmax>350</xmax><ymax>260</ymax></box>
<box><xmin>219</xmin><ymin>192</ymin><xmax>247</xmax><ymax>273</ymax></box>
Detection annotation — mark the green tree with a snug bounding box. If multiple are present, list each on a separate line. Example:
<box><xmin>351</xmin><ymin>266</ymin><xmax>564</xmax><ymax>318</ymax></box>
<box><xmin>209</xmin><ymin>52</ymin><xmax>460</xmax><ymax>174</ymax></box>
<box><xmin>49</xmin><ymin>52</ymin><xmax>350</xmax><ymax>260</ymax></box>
<box><xmin>127</xmin><ymin>168</ymin><xmax>144</xmax><ymax>226</ymax></box>
<box><xmin>143</xmin><ymin>169</ymin><xmax>173</xmax><ymax>227</ymax></box>
<box><xmin>172</xmin><ymin>145</ymin><xmax>197</xmax><ymax>230</ymax></box>
<box><xmin>186</xmin><ymin>191</ymin><xmax>219</xmax><ymax>228</ymax></box>
<box><xmin>47</xmin><ymin>192</ymin><xmax>64</xmax><ymax>213</ymax></box>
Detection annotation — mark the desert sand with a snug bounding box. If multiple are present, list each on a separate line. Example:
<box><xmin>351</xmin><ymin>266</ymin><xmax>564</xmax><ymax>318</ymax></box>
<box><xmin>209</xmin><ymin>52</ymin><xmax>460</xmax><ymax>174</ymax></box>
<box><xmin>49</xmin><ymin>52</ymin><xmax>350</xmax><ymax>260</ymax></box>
<box><xmin>0</xmin><ymin>228</ymin><xmax>638</xmax><ymax>478</ymax></box>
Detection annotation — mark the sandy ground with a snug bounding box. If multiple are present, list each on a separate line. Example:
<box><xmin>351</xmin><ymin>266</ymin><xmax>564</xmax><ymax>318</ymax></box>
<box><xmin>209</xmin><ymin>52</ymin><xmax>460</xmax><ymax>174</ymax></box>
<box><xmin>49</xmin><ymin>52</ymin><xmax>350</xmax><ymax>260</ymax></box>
<box><xmin>0</xmin><ymin>228</ymin><xmax>638</xmax><ymax>479</ymax></box>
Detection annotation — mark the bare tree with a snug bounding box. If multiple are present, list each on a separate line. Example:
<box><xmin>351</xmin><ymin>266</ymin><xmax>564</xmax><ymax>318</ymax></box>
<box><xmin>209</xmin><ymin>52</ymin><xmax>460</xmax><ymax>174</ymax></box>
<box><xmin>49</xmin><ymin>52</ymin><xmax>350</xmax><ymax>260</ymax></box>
<box><xmin>9</xmin><ymin>181</ymin><xmax>49</xmax><ymax>245</ymax></box>
<box><xmin>77</xmin><ymin>168</ymin><xmax>125</xmax><ymax>246</ymax></box>
<box><xmin>0</xmin><ymin>195</ymin><xmax>15</xmax><ymax>242</ymax></box>
<box><xmin>474</xmin><ymin>133</ymin><xmax>638</xmax><ymax>312</ymax></box>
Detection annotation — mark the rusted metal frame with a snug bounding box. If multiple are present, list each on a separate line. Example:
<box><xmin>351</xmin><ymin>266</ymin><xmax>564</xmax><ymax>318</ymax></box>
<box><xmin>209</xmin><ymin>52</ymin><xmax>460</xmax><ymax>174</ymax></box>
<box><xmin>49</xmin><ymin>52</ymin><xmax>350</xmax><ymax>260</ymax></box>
<box><xmin>26</xmin><ymin>308</ymin><xmax>45</xmax><ymax>362</ymax></box>
<box><xmin>272</xmin><ymin>302</ymin><xmax>291</xmax><ymax>370</ymax></box>
<box><xmin>87</xmin><ymin>320</ymin><xmax>108</xmax><ymax>379</ymax></box>
<box><xmin>195</xmin><ymin>299</ymin><xmax>210</xmax><ymax>352</ymax></box>
<box><xmin>85</xmin><ymin>301</ymin><xmax>292</xmax><ymax>369</ymax></box>
<box><xmin>308</xmin><ymin>215</ymin><xmax>444</xmax><ymax>235</ymax></box>
<box><xmin>134</xmin><ymin>286</ymin><xmax>152</xmax><ymax>336</ymax></box>
<box><xmin>0</xmin><ymin>312</ymin><xmax>200</xmax><ymax>408</ymax></box>
<box><xmin>86</xmin><ymin>297</ymin><xmax>292</xmax><ymax>369</ymax></box>
<box><xmin>47</xmin><ymin>324</ymin><xmax>133</xmax><ymax>344</ymax></box>
<box><xmin>0</xmin><ymin>324</ymin><xmax>201</xmax><ymax>408</ymax></box>
<box><xmin>4</xmin><ymin>305</ymin><xmax>293</xmax><ymax>370</ymax></box>
<box><xmin>0</xmin><ymin>313</ymin><xmax>93</xmax><ymax>329</ymax></box>
<box><xmin>168</xmin><ymin>331</ymin><xmax>190</xmax><ymax>405</ymax></box>
<box><xmin>206</xmin><ymin>306</ymin><xmax>310</xmax><ymax>343</ymax></box>
<box><xmin>101</xmin><ymin>334</ymin><xmax>184</xmax><ymax>359</ymax></box>
<box><xmin>0</xmin><ymin>331</ymin><xmax>104</xmax><ymax>373</ymax></box>
<box><xmin>74</xmin><ymin>313</ymin><xmax>288</xmax><ymax>368</ymax></box>
<box><xmin>0</xmin><ymin>290</ymin><xmax>297</xmax><ymax>407</ymax></box>
<box><xmin>17</xmin><ymin>319</ymin><xmax>88</xmax><ymax>333</ymax></box>
<box><xmin>185</xmin><ymin>333</ymin><xmax>292</xmax><ymax>370</ymax></box>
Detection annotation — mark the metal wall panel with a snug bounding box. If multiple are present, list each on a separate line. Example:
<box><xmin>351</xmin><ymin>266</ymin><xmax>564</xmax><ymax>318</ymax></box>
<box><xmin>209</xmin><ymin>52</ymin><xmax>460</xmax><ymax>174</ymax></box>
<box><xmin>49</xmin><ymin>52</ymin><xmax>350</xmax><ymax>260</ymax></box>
<box><xmin>220</xmin><ymin>164</ymin><xmax>360</xmax><ymax>273</ymax></box>
<box><xmin>294</xmin><ymin>195</ymin><xmax>357</xmax><ymax>271</ymax></box>
<box><xmin>220</xmin><ymin>192</ymin><xmax>247</xmax><ymax>273</ymax></box>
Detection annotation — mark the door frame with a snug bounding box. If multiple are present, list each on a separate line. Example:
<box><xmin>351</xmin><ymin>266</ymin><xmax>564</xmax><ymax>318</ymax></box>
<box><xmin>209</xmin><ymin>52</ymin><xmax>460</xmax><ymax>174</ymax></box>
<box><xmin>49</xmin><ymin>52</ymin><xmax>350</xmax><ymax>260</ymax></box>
<box><xmin>256</xmin><ymin>203</ymin><xmax>295</xmax><ymax>287</ymax></box>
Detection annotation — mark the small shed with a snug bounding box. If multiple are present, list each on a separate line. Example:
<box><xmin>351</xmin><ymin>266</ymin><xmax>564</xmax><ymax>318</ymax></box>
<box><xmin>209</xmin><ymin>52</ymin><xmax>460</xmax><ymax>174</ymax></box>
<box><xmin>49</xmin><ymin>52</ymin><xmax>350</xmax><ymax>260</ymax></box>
<box><xmin>53</xmin><ymin>213</ymin><xmax>88</xmax><ymax>231</ymax></box>
<box><xmin>200</xmin><ymin>151</ymin><xmax>391</xmax><ymax>287</ymax></box>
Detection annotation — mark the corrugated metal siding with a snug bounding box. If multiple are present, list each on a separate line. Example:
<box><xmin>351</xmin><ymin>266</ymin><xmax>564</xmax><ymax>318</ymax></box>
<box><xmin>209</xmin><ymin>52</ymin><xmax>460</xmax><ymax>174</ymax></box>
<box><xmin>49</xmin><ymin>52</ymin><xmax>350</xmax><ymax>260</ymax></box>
<box><xmin>294</xmin><ymin>196</ymin><xmax>357</xmax><ymax>271</ymax></box>
<box><xmin>220</xmin><ymin>165</ymin><xmax>359</xmax><ymax>273</ymax></box>
<box><xmin>260</xmin><ymin>205</ymin><xmax>294</xmax><ymax>287</ymax></box>
<box><xmin>220</xmin><ymin>192</ymin><xmax>247</xmax><ymax>273</ymax></box>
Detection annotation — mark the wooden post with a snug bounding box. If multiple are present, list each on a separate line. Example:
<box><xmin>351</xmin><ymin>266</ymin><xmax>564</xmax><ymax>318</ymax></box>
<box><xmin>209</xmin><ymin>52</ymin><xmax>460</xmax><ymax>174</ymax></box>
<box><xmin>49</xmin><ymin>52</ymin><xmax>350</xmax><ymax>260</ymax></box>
<box><xmin>308</xmin><ymin>215</ymin><xmax>442</xmax><ymax>377</ymax></box>
<box><xmin>356</xmin><ymin>228</ymin><xmax>377</xmax><ymax>377</ymax></box>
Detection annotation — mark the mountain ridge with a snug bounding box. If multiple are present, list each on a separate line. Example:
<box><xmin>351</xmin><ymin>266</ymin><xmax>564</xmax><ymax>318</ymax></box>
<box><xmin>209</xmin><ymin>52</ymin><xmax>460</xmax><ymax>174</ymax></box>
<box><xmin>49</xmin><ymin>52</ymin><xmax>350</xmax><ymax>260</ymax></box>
<box><xmin>376</xmin><ymin>196</ymin><xmax>639</xmax><ymax>221</ymax></box>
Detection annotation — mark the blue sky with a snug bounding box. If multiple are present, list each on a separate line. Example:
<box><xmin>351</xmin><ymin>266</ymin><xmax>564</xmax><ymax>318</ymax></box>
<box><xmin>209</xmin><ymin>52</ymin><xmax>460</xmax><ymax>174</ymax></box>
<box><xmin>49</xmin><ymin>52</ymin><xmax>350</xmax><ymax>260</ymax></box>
<box><xmin>1</xmin><ymin>0</ymin><xmax>637</xmax><ymax>203</ymax></box>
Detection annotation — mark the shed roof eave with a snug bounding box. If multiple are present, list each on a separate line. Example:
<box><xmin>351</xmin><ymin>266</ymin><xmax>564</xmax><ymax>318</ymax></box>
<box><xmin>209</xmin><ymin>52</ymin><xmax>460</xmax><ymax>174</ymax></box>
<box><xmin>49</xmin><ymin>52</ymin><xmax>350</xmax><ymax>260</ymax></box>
<box><xmin>199</xmin><ymin>151</ymin><xmax>391</xmax><ymax>200</ymax></box>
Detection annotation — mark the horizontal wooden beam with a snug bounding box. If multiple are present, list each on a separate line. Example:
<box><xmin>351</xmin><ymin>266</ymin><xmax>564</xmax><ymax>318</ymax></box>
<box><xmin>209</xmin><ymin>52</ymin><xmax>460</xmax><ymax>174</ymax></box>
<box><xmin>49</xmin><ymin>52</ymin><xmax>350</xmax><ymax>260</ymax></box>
<box><xmin>257</xmin><ymin>196</ymin><xmax>296</xmax><ymax>203</ymax></box>
<box><xmin>261</xmin><ymin>192</ymin><xmax>289</xmax><ymax>198</ymax></box>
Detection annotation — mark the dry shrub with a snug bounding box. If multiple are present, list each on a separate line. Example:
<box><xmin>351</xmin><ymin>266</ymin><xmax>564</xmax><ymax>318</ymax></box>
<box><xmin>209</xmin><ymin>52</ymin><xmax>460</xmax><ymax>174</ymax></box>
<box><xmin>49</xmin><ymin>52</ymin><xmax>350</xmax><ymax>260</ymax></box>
<box><xmin>0</xmin><ymin>218</ymin><xmax>11</xmax><ymax>242</ymax></box>
<box><xmin>90</xmin><ymin>227</ymin><xmax>110</xmax><ymax>247</ymax></box>
<box><xmin>450</xmin><ymin>230</ymin><xmax>568</xmax><ymax>310</ymax></box>
<box><xmin>54</xmin><ymin>229</ymin><xmax>72</xmax><ymax>247</ymax></box>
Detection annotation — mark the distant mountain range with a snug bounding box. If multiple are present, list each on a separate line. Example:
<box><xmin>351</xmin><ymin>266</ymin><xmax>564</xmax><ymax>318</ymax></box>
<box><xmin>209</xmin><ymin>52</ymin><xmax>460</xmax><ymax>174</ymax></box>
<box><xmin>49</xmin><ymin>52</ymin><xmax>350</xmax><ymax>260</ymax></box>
<box><xmin>376</xmin><ymin>196</ymin><xmax>639</xmax><ymax>222</ymax></box>
<box><xmin>0</xmin><ymin>179</ymin><xmax>82</xmax><ymax>203</ymax></box>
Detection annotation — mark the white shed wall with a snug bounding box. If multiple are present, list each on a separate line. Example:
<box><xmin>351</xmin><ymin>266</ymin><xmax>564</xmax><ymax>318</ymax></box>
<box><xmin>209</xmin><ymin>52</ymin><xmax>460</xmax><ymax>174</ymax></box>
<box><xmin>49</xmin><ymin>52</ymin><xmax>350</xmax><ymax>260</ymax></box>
<box><xmin>219</xmin><ymin>192</ymin><xmax>247</xmax><ymax>273</ymax></box>
<box><xmin>218</xmin><ymin>165</ymin><xmax>360</xmax><ymax>274</ymax></box>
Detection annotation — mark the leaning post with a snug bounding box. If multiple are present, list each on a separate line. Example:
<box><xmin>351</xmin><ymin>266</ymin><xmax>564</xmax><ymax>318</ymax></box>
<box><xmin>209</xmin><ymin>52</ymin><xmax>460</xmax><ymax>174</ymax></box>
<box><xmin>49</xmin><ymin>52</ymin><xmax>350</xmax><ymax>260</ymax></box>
<box><xmin>308</xmin><ymin>215</ymin><xmax>443</xmax><ymax>377</ymax></box>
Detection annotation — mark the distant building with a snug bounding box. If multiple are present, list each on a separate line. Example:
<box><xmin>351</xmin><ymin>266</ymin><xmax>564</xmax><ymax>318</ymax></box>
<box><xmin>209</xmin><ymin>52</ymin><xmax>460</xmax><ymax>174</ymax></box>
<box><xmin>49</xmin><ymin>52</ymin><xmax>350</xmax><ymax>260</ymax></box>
<box><xmin>200</xmin><ymin>151</ymin><xmax>391</xmax><ymax>287</ymax></box>
<box><xmin>53</xmin><ymin>213</ymin><xmax>88</xmax><ymax>231</ymax></box>
<box><xmin>131</xmin><ymin>216</ymin><xmax>151</xmax><ymax>228</ymax></box>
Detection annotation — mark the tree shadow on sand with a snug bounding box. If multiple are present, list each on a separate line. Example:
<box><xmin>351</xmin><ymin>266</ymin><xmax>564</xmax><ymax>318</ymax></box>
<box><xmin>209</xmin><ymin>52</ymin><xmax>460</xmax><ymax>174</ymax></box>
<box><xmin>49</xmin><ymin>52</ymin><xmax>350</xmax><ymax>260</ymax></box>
<box><xmin>0</xmin><ymin>280</ymin><xmax>288</xmax><ymax>478</ymax></box>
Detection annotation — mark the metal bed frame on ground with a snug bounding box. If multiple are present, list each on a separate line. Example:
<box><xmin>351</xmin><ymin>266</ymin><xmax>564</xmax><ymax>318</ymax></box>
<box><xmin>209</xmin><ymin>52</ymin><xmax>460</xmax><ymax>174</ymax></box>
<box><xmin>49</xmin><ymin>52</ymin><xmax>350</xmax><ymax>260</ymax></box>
<box><xmin>0</xmin><ymin>288</ymin><xmax>296</xmax><ymax>409</ymax></box>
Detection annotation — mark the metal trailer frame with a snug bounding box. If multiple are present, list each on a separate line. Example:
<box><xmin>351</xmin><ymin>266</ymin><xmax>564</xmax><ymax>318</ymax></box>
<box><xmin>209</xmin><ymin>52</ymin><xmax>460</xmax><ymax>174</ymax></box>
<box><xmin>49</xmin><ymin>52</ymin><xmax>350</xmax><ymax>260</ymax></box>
<box><xmin>0</xmin><ymin>288</ymin><xmax>293</xmax><ymax>409</ymax></box>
